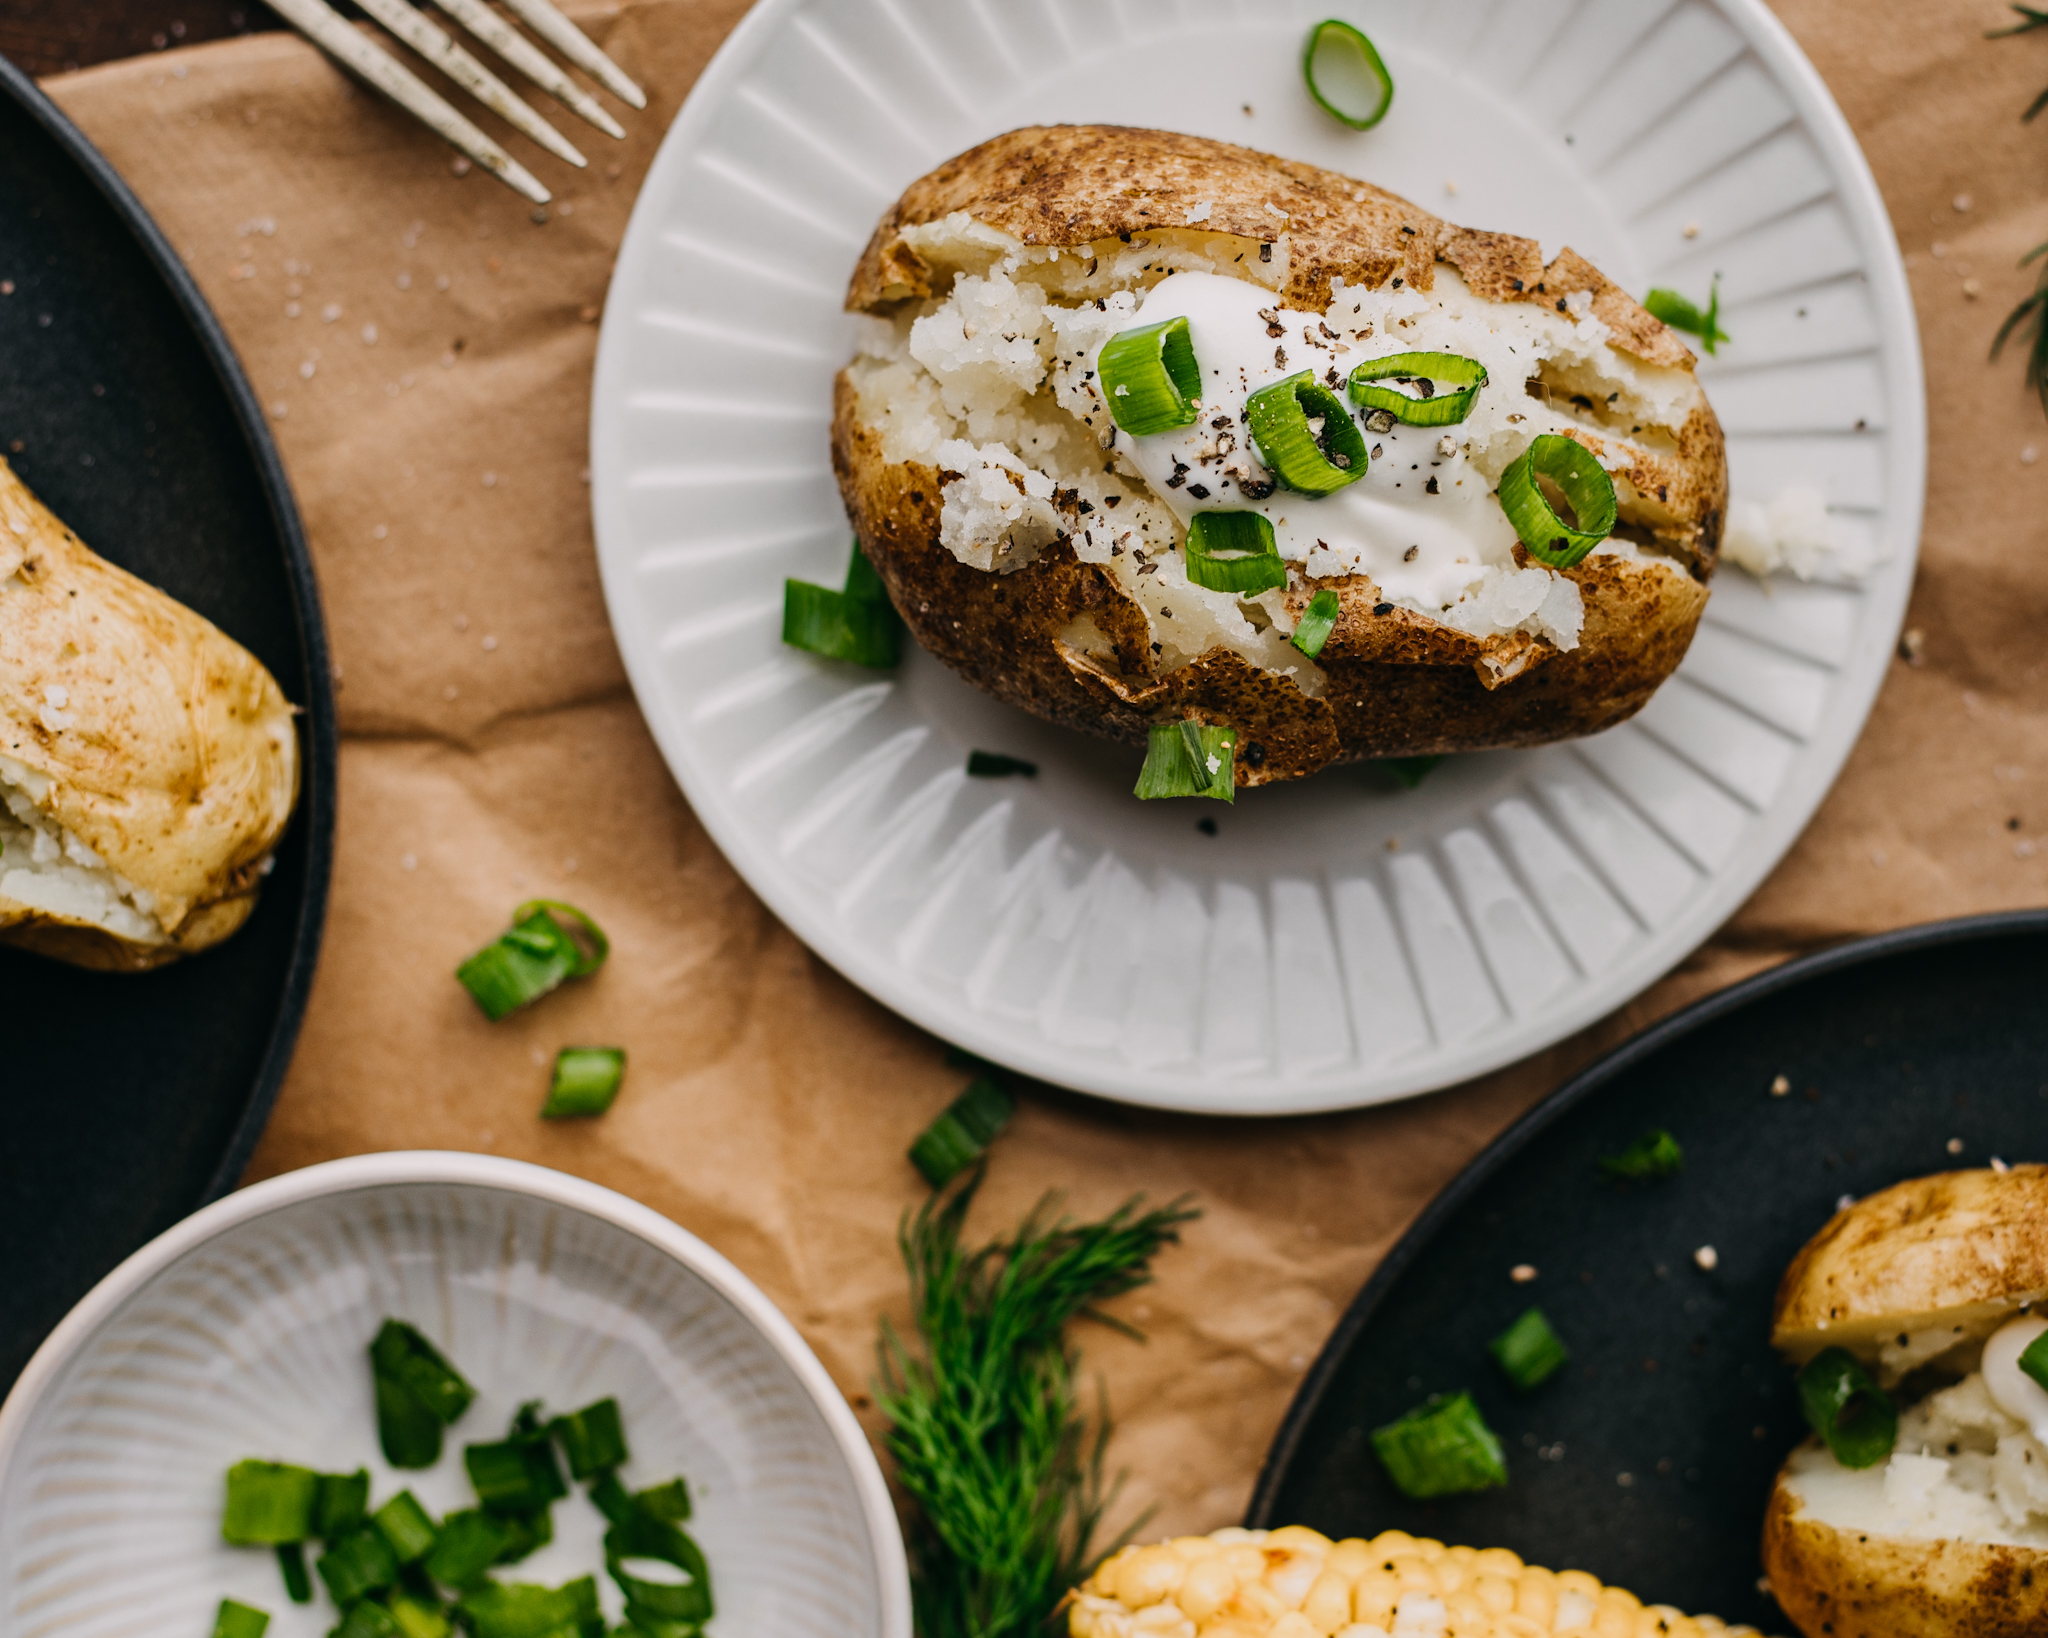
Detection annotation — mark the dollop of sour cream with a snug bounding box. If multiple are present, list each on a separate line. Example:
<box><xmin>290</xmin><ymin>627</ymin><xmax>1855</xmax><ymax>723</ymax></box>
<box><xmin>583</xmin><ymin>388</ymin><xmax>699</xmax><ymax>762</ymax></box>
<box><xmin>1110</xmin><ymin>271</ymin><xmax>1519</xmax><ymax>612</ymax></box>
<box><xmin>1982</xmin><ymin>1314</ymin><xmax>2048</xmax><ymax>1444</ymax></box>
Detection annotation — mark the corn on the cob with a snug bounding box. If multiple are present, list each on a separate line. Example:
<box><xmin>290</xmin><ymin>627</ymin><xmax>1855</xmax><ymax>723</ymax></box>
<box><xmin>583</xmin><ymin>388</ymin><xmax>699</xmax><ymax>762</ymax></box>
<box><xmin>1067</xmin><ymin>1527</ymin><xmax>1777</xmax><ymax>1638</ymax></box>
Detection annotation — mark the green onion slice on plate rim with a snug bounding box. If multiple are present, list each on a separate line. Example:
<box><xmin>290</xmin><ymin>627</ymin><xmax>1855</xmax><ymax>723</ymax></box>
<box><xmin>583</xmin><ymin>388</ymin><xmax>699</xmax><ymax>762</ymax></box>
<box><xmin>1134</xmin><ymin>720</ymin><xmax>1236</xmax><ymax>803</ymax></box>
<box><xmin>1245</xmin><ymin>371</ymin><xmax>1368</xmax><ymax>496</ymax></box>
<box><xmin>1489</xmin><ymin>1306</ymin><xmax>1571</xmax><ymax>1393</ymax></box>
<box><xmin>1797</xmin><ymin>1346</ymin><xmax>1897</xmax><ymax>1468</ymax></box>
<box><xmin>1183</xmin><ymin>509</ymin><xmax>1289</xmax><ymax>595</ymax></box>
<box><xmin>1369</xmin><ymin>1390</ymin><xmax>1507</xmax><ymax>1498</ymax></box>
<box><xmin>1099</xmin><ymin>315</ymin><xmax>1203</xmax><ymax>437</ymax></box>
<box><xmin>1496</xmin><ymin>433</ymin><xmax>1618</xmax><ymax>568</ymax></box>
<box><xmin>1347</xmin><ymin>351</ymin><xmax>1488</xmax><ymax>427</ymax></box>
<box><xmin>1303</xmin><ymin>19</ymin><xmax>1394</xmax><ymax>131</ymax></box>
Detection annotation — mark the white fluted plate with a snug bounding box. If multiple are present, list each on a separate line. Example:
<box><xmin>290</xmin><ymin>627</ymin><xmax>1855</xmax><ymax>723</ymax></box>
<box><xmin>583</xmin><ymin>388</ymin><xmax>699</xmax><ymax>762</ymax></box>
<box><xmin>590</xmin><ymin>0</ymin><xmax>1923</xmax><ymax>1114</ymax></box>
<box><xmin>0</xmin><ymin>1153</ymin><xmax>910</xmax><ymax>1638</ymax></box>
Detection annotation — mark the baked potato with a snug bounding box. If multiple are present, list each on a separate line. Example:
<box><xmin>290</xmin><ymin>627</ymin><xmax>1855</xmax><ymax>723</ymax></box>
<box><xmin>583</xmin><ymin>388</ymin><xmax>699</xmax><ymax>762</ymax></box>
<box><xmin>831</xmin><ymin>125</ymin><xmax>1726</xmax><ymax>784</ymax></box>
<box><xmin>1760</xmin><ymin>1166</ymin><xmax>2048</xmax><ymax>1638</ymax></box>
<box><xmin>0</xmin><ymin>458</ymin><xmax>300</xmax><ymax>970</ymax></box>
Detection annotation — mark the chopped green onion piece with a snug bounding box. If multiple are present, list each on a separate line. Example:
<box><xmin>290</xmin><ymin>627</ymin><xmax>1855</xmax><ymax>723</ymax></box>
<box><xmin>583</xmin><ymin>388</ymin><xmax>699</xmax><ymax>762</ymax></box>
<box><xmin>1245</xmin><ymin>371</ymin><xmax>1368</xmax><ymax>496</ymax></box>
<box><xmin>318</xmin><ymin>1527</ymin><xmax>400</xmax><ymax>1605</ymax></box>
<box><xmin>455</xmin><ymin>1577</ymin><xmax>600</xmax><ymax>1638</ymax></box>
<box><xmin>372</xmin><ymin>1320</ymin><xmax>475</xmax><ymax>1468</ymax></box>
<box><xmin>466</xmin><ymin>1402</ymin><xmax>568</xmax><ymax>1515</ymax></box>
<box><xmin>1371</xmin><ymin>1391</ymin><xmax>1508</xmax><ymax>1498</ymax></box>
<box><xmin>375</xmin><ymin>1368</ymin><xmax>444</xmax><ymax>1470</ymax></box>
<box><xmin>1495</xmin><ymin>433</ymin><xmax>1617</xmax><ymax>568</ymax></box>
<box><xmin>1183</xmin><ymin>509</ymin><xmax>1287</xmax><ymax>595</ymax></box>
<box><xmin>2022</xmin><ymin>1327</ymin><xmax>2048</xmax><ymax>1393</ymax></box>
<box><xmin>1599</xmin><ymin>1128</ymin><xmax>1685</xmax><ymax>1182</ymax></box>
<box><xmin>1098</xmin><ymin>316</ymin><xmax>1203</xmax><ymax>437</ymax></box>
<box><xmin>541</xmin><ymin>1047</ymin><xmax>626</xmax><ymax>1119</ymax></box>
<box><xmin>457</xmin><ymin>901</ymin><xmax>609</xmax><ymax>1021</ymax></box>
<box><xmin>1489</xmin><ymin>1307</ymin><xmax>1571</xmax><ymax>1392</ymax></box>
<box><xmin>424</xmin><ymin>1509</ymin><xmax>510</xmax><ymax>1587</ymax></box>
<box><xmin>587</xmin><ymin>1470</ymin><xmax>636</xmax><ymax>1528</ymax></box>
<box><xmin>1291</xmin><ymin>588</ymin><xmax>1340</xmax><ymax>659</ymax></box>
<box><xmin>388</xmin><ymin>1593</ymin><xmax>454</xmax><ymax>1638</ymax></box>
<box><xmin>1643</xmin><ymin>281</ymin><xmax>1729</xmax><ymax>355</ymax></box>
<box><xmin>633</xmin><ymin>1478</ymin><xmax>693</xmax><ymax>1524</ymax></box>
<box><xmin>550</xmin><ymin>1398</ymin><xmax>629</xmax><ymax>1480</ymax></box>
<box><xmin>908</xmin><ymin>1076</ymin><xmax>1017</xmax><ymax>1189</ymax></box>
<box><xmin>334</xmin><ymin>1601</ymin><xmax>402</xmax><ymax>1638</ymax></box>
<box><xmin>1797</xmin><ymin>1347</ymin><xmax>1898</xmax><ymax>1468</ymax></box>
<box><xmin>276</xmin><ymin>1543</ymin><xmax>313</xmax><ymax>1604</ymax></box>
<box><xmin>493</xmin><ymin>1509</ymin><xmax>553</xmax><ymax>1565</ymax></box>
<box><xmin>212</xmin><ymin>1599</ymin><xmax>271</xmax><ymax>1638</ymax></box>
<box><xmin>223</xmin><ymin>1460</ymin><xmax>319</xmax><ymax>1545</ymax></box>
<box><xmin>1134</xmin><ymin>719</ymin><xmax>1236</xmax><ymax>803</ymax></box>
<box><xmin>373</xmin><ymin>1492</ymin><xmax>438</xmax><ymax>1564</ymax></box>
<box><xmin>782</xmin><ymin>540</ymin><xmax>904</xmax><ymax>668</ymax></box>
<box><xmin>605</xmin><ymin>1509</ymin><xmax>714</xmax><ymax>1627</ymax></box>
<box><xmin>1385</xmin><ymin>755</ymin><xmax>1444</xmax><ymax>789</ymax></box>
<box><xmin>313</xmin><ymin>1469</ymin><xmax>370</xmax><ymax>1541</ymax></box>
<box><xmin>1302</xmin><ymin>18</ymin><xmax>1393</xmax><ymax>130</ymax></box>
<box><xmin>966</xmin><ymin>750</ymin><xmax>1038</xmax><ymax>778</ymax></box>
<box><xmin>1347</xmin><ymin>351</ymin><xmax>1488</xmax><ymax>427</ymax></box>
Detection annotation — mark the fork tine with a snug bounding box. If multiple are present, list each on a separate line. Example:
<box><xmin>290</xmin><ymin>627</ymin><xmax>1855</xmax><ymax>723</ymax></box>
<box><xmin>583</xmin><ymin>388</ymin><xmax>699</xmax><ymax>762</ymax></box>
<box><xmin>424</xmin><ymin>0</ymin><xmax>627</xmax><ymax>140</ymax></box>
<box><xmin>495</xmin><ymin>0</ymin><xmax>647</xmax><ymax>111</ymax></box>
<box><xmin>266</xmin><ymin>0</ymin><xmax>550</xmax><ymax>202</ymax></box>
<box><xmin>353</xmin><ymin>0</ymin><xmax>588</xmax><ymax>169</ymax></box>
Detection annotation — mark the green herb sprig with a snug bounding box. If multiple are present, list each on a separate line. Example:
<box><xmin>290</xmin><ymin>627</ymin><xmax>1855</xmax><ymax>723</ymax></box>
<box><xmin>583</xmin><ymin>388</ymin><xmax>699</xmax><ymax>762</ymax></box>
<box><xmin>1991</xmin><ymin>7</ymin><xmax>2048</xmax><ymax>414</ymax></box>
<box><xmin>877</xmin><ymin>1174</ymin><xmax>1197</xmax><ymax>1638</ymax></box>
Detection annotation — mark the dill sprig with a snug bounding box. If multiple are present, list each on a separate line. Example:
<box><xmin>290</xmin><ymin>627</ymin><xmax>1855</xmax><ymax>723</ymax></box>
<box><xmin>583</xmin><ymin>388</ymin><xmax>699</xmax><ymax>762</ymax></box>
<box><xmin>1991</xmin><ymin>5</ymin><xmax>2048</xmax><ymax>416</ymax></box>
<box><xmin>877</xmin><ymin>1173</ymin><xmax>1198</xmax><ymax>1638</ymax></box>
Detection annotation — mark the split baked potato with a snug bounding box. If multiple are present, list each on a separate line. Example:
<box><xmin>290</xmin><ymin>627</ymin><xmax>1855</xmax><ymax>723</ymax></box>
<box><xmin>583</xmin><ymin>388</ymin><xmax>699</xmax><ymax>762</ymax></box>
<box><xmin>1760</xmin><ymin>1166</ymin><xmax>2048</xmax><ymax>1638</ymax></box>
<box><xmin>0</xmin><ymin>458</ymin><xmax>300</xmax><ymax>970</ymax></box>
<box><xmin>831</xmin><ymin>125</ymin><xmax>1726</xmax><ymax>784</ymax></box>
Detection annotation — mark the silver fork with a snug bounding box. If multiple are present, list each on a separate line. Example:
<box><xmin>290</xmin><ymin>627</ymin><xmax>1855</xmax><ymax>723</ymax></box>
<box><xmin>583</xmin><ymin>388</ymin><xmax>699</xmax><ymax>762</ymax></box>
<box><xmin>263</xmin><ymin>0</ymin><xmax>646</xmax><ymax>204</ymax></box>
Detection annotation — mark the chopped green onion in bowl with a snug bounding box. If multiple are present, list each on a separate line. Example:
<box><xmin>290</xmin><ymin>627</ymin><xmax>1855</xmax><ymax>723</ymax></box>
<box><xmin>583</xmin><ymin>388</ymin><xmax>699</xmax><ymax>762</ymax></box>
<box><xmin>456</xmin><ymin>900</ymin><xmax>610</xmax><ymax>1021</ymax></box>
<box><xmin>1797</xmin><ymin>1346</ymin><xmax>1897</xmax><ymax>1468</ymax></box>
<box><xmin>1098</xmin><ymin>315</ymin><xmax>1203</xmax><ymax>437</ymax></box>
<box><xmin>315</xmin><ymin>1525</ymin><xmax>399</xmax><ymax>1605</ymax></box>
<box><xmin>465</xmin><ymin>1402</ymin><xmax>568</xmax><ymax>1516</ymax></box>
<box><xmin>1135</xmin><ymin>720</ymin><xmax>1236</xmax><ymax>802</ymax></box>
<box><xmin>1496</xmin><ymin>433</ymin><xmax>1618</xmax><ymax>568</ymax></box>
<box><xmin>222</xmin><ymin>1461</ymin><xmax>318</xmax><ymax>1546</ymax></box>
<box><xmin>1643</xmin><ymin>279</ymin><xmax>1729</xmax><ymax>354</ymax></box>
<box><xmin>1302</xmin><ymin>18</ymin><xmax>1394</xmax><ymax>130</ymax></box>
<box><xmin>370</xmin><ymin>1491</ymin><xmax>437</xmax><ymax>1564</ymax></box>
<box><xmin>909</xmin><ymin>1075</ymin><xmax>1017</xmax><ymax>1188</ymax></box>
<box><xmin>541</xmin><ymin>1047</ymin><xmax>627</xmax><ymax>1119</ymax></box>
<box><xmin>550</xmin><ymin>1397</ymin><xmax>629</xmax><ymax>1480</ymax></box>
<box><xmin>276</xmin><ymin>1544</ymin><xmax>312</xmax><ymax>1603</ymax></box>
<box><xmin>211</xmin><ymin>1600</ymin><xmax>271</xmax><ymax>1638</ymax></box>
<box><xmin>1370</xmin><ymin>1390</ymin><xmax>1508</xmax><ymax>1498</ymax></box>
<box><xmin>371</xmin><ymin>1319</ymin><xmax>475</xmax><ymax>1468</ymax></box>
<box><xmin>1489</xmin><ymin>1307</ymin><xmax>1571</xmax><ymax>1392</ymax></box>
<box><xmin>1290</xmin><ymin>588</ymin><xmax>1340</xmax><ymax>659</ymax></box>
<box><xmin>1600</xmin><ymin>1127</ymin><xmax>1685</xmax><ymax>1182</ymax></box>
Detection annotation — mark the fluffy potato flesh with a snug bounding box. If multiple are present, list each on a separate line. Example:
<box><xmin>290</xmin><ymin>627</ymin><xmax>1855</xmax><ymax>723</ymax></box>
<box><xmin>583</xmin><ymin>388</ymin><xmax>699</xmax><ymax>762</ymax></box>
<box><xmin>0</xmin><ymin>459</ymin><xmax>299</xmax><ymax>970</ymax></box>
<box><xmin>832</xmin><ymin>126</ymin><xmax>1726</xmax><ymax>781</ymax></box>
<box><xmin>1760</xmin><ymin>1167</ymin><xmax>2048</xmax><ymax>1637</ymax></box>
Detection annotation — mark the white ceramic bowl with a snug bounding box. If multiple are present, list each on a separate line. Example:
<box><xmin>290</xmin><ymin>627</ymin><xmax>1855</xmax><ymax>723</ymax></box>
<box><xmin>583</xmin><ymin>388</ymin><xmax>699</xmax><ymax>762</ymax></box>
<box><xmin>0</xmin><ymin>1153</ymin><xmax>911</xmax><ymax>1638</ymax></box>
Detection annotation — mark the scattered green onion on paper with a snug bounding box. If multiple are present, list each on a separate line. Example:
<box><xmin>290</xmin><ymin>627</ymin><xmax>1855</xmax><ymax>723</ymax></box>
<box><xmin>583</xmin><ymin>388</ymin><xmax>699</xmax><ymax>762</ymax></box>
<box><xmin>1099</xmin><ymin>315</ymin><xmax>1203</xmax><ymax>436</ymax></box>
<box><xmin>1245</xmin><ymin>371</ymin><xmax>1369</xmax><ymax>495</ymax></box>
<box><xmin>1489</xmin><ymin>1307</ymin><xmax>1571</xmax><ymax>1393</ymax></box>
<box><xmin>1290</xmin><ymin>588</ymin><xmax>1341</xmax><ymax>659</ymax></box>
<box><xmin>782</xmin><ymin>540</ymin><xmax>903</xmax><ymax>668</ymax></box>
<box><xmin>1599</xmin><ymin>1127</ymin><xmax>1685</xmax><ymax>1183</ymax></box>
<box><xmin>1642</xmin><ymin>281</ymin><xmax>1729</xmax><ymax>355</ymax></box>
<box><xmin>1135</xmin><ymin>720</ymin><xmax>1236</xmax><ymax>802</ymax></box>
<box><xmin>1183</xmin><ymin>509</ymin><xmax>1288</xmax><ymax>595</ymax></box>
<box><xmin>542</xmin><ymin>1046</ymin><xmax>627</xmax><ymax>1119</ymax></box>
<box><xmin>909</xmin><ymin>1075</ymin><xmax>1017</xmax><ymax>1189</ymax></box>
<box><xmin>1370</xmin><ymin>1390</ymin><xmax>1508</xmax><ymax>1498</ymax></box>
<box><xmin>457</xmin><ymin>900</ymin><xmax>610</xmax><ymax>1022</ymax></box>
<box><xmin>1796</xmin><ymin>1346</ymin><xmax>1897</xmax><ymax>1468</ymax></box>
<box><xmin>1302</xmin><ymin>18</ymin><xmax>1394</xmax><ymax>131</ymax></box>
<box><xmin>1348</xmin><ymin>351</ymin><xmax>1488</xmax><ymax>427</ymax></box>
<box><xmin>1496</xmin><ymin>433</ymin><xmax>1618</xmax><ymax>568</ymax></box>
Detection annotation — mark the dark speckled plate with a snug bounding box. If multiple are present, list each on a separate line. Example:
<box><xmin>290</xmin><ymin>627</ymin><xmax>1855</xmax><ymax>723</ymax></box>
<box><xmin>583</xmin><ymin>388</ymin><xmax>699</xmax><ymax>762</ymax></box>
<box><xmin>1249</xmin><ymin>911</ymin><xmax>2048</xmax><ymax>1631</ymax></box>
<box><xmin>0</xmin><ymin>57</ymin><xmax>335</xmax><ymax>1392</ymax></box>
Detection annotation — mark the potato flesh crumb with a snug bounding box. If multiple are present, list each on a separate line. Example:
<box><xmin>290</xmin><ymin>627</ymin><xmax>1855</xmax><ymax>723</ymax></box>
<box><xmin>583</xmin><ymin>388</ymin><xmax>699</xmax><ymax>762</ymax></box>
<box><xmin>0</xmin><ymin>753</ymin><xmax>165</xmax><ymax>943</ymax></box>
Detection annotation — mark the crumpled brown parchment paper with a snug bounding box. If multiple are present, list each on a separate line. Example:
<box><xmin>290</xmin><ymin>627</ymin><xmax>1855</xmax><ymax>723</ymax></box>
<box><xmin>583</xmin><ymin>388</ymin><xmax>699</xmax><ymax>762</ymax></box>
<box><xmin>36</xmin><ymin>0</ymin><xmax>2048</xmax><ymax>1542</ymax></box>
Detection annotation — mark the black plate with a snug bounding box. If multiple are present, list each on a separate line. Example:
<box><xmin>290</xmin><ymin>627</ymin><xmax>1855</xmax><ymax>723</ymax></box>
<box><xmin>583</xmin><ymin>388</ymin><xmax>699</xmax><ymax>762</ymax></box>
<box><xmin>1249</xmin><ymin>910</ymin><xmax>2048</xmax><ymax>1630</ymax></box>
<box><xmin>0</xmin><ymin>58</ymin><xmax>335</xmax><ymax>1391</ymax></box>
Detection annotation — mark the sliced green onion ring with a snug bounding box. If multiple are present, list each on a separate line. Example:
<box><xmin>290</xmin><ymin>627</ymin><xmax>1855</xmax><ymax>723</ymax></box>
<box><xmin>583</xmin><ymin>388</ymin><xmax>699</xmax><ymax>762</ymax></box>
<box><xmin>1183</xmin><ymin>510</ymin><xmax>1288</xmax><ymax>595</ymax></box>
<box><xmin>550</xmin><ymin>1398</ymin><xmax>629</xmax><ymax>1480</ymax></box>
<box><xmin>1496</xmin><ymin>433</ymin><xmax>1618</xmax><ymax>568</ymax></box>
<box><xmin>1302</xmin><ymin>19</ymin><xmax>1394</xmax><ymax>131</ymax></box>
<box><xmin>605</xmin><ymin>1510</ymin><xmax>714</xmax><ymax>1627</ymax></box>
<box><xmin>1797</xmin><ymin>1347</ymin><xmax>1897</xmax><ymax>1468</ymax></box>
<box><xmin>1489</xmin><ymin>1307</ymin><xmax>1570</xmax><ymax>1393</ymax></box>
<box><xmin>223</xmin><ymin>1461</ymin><xmax>318</xmax><ymax>1545</ymax></box>
<box><xmin>1347</xmin><ymin>351</ymin><xmax>1488</xmax><ymax>427</ymax></box>
<box><xmin>1246</xmin><ymin>371</ymin><xmax>1368</xmax><ymax>495</ymax></box>
<box><xmin>1099</xmin><ymin>316</ymin><xmax>1203</xmax><ymax>437</ymax></box>
<box><xmin>1134</xmin><ymin>720</ymin><xmax>1236</xmax><ymax>803</ymax></box>
<box><xmin>1599</xmin><ymin>1128</ymin><xmax>1684</xmax><ymax>1182</ymax></box>
<box><xmin>541</xmin><ymin>1047</ymin><xmax>626</xmax><ymax>1119</ymax></box>
<box><xmin>909</xmin><ymin>1076</ymin><xmax>1017</xmax><ymax>1189</ymax></box>
<box><xmin>1369</xmin><ymin>1390</ymin><xmax>1508</xmax><ymax>1498</ymax></box>
<box><xmin>213</xmin><ymin>1599</ymin><xmax>272</xmax><ymax>1638</ymax></box>
<box><xmin>2022</xmin><ymin>1327</ymin><xmax>2048</xmax><ymax>1393</ymax></box>
<box><xmin>1290</xmin><ymin>588</ymin><xmax>1340</xmax><ymax>659</ymax></box>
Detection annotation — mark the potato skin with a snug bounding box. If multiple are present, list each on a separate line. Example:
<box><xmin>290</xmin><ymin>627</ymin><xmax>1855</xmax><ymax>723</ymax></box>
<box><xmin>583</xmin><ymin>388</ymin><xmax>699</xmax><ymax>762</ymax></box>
<box><xmin>1762</xmin><ymin>1453</ymin><xmax>2048</xmax><ymax>1638</ymax></box>
<box><xmin>835</xmin><ymin>126</ymin><xmax>1725</xmax><ymax>777</ymax></box>
<box><xmin>0</xmin><ymin>458</ymin><xmax>299</xmax><ymax>968</ymax></box>
<box><xmin>1771</xmin><ymin>1166</ymin><xmax>2048</xmax><ymax>1363</ymax></box>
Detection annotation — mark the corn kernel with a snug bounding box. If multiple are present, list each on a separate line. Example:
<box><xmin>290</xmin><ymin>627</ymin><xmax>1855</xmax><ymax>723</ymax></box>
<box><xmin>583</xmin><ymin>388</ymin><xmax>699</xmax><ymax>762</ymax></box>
<box><xmin>1269</xmin><ymin>1526</ymin><xmax>1335</xmax><ymax>1554</ymax></box>
<box><xmin>1326</xmin><ymin>1540</ymin><xmax>1375</xmax><ymax>1579</ymax></box>
<box><xmin>1301</xmin><ymin>1570</ymin><xmax>1353</xmax><ymax>1634</ymax></box>
<box><xmin>1270</xmin><ymin>1616</ymin><xmax>1318</xmax><ymax>1638</ymax></box>
<box><xmin>1118</xmin><ymin>1546</ymin><xmax>1189</xmax><ymax>1609</ymax></box>
<box><xmin>1181</xmin><ymin>1559</ymin><xmax>1240</xmax><ymax>1622</ymax></box>
<box><xmin>1471</xmin><ymin>1574</ymin><xmax>1516</xmax><ymax>1615</ymax></box>
<box><xmin>1350</xmin><ymin>1569</ymin><xmax>1401</xmax><ymax>1629</ymax></box>
<box><xmin>1514</xmin><ymin>1566</ymin><xmax>1557</xmax><ymax>1627</ymax></box>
